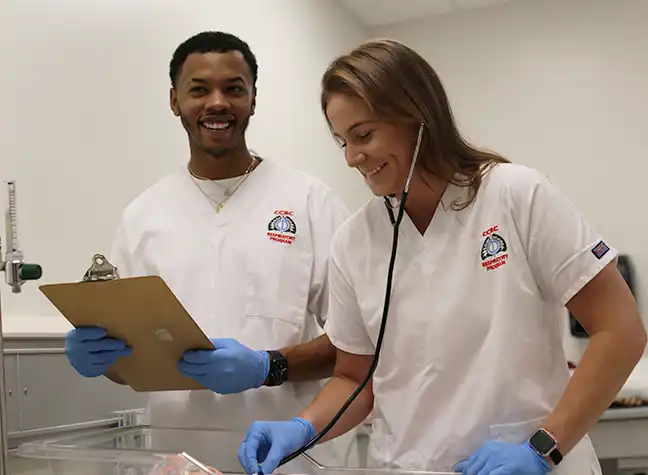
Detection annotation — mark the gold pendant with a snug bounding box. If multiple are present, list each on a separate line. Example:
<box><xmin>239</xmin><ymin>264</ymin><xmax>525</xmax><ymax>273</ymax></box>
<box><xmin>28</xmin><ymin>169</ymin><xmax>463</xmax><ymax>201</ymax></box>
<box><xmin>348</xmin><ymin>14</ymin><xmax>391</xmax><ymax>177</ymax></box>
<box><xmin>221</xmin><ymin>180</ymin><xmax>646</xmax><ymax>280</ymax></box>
<box><xmin>215</xmin><ymin>202</ymin><xmax>224</xmax><ymax>213</ymax></box>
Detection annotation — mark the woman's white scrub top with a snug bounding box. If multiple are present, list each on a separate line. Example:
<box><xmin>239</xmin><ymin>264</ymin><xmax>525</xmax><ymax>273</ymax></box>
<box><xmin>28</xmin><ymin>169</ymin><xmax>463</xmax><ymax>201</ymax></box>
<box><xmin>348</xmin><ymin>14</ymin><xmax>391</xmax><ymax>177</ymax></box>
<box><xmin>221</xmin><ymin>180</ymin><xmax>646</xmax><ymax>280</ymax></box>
<box><xmin>325</xmin><ymin>163</ymin><xmax>614</xmax><ymax>474</ymax></box>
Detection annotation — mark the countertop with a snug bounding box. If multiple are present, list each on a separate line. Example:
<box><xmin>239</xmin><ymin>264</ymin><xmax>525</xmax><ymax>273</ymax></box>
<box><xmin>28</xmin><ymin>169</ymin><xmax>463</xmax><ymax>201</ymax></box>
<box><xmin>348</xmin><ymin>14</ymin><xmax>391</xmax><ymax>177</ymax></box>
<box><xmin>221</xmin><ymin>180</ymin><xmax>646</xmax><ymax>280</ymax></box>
<box><xmin>1</xmin><ymin>315</ymin><xmax>71</xmax><ymax>339</ymax></box>
<box><xmin>601</xmin><ymin>406</ymin><xmax>648</xmax><ymax>420</ymax></box>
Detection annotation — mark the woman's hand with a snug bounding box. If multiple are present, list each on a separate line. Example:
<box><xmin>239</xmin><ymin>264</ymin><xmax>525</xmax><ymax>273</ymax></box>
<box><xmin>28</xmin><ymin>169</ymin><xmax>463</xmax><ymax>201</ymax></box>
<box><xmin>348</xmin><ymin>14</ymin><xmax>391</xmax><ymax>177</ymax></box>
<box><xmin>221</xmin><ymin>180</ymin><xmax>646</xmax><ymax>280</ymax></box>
<box><xmin>455</xmin><ymin>441</ymin><xmax>550</xmax><ymax>474</ymax></box>
<box><xmin>238</xmin><ymin>418</ymin><xmax>315</xmax><ymax>475</ymax></box>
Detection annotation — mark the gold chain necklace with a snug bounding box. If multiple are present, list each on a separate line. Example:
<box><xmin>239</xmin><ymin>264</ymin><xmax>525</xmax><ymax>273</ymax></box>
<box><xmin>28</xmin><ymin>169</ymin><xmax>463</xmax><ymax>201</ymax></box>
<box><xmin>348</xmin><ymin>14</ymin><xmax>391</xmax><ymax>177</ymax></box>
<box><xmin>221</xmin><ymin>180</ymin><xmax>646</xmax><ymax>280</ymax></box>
<box><xmin>188</xmin><ymin>157</ymin><xmax>257</xmax><ymax>213</ymax></box>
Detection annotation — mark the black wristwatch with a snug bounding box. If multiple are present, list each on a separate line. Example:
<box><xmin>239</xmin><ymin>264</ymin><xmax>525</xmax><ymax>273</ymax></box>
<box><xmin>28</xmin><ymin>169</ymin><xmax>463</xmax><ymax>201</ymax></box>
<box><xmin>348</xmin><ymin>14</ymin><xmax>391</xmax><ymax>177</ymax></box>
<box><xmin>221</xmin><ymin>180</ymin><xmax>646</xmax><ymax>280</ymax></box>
<box><xmin>529</xmin><ymin>428</ymin><xmax>563</xmax><ymax>465</ymax></box>
<box><xmin>265</xmin><ymin>350</ymin><xmax>288</xmax><ymax>387</ymax></box>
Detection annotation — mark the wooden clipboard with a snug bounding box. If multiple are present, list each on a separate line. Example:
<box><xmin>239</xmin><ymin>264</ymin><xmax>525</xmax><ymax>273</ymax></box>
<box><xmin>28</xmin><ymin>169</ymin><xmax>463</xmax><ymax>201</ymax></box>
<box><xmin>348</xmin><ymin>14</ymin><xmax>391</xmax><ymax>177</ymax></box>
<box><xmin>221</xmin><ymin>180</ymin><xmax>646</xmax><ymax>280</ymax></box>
<box><xmin>39</xmin><ymin>274</ymin><xmax>215</xmax><ymax>392</ymax></box>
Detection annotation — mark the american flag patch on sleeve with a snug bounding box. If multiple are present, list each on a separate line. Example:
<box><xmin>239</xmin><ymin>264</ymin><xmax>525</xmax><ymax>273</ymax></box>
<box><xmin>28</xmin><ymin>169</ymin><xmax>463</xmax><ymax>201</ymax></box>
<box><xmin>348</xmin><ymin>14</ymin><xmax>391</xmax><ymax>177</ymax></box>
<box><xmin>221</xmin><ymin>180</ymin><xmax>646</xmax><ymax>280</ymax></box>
<box><xmin>591</xmin><ymin>240</ymin><xmax>610</xmax><ymax>260</ymax></box>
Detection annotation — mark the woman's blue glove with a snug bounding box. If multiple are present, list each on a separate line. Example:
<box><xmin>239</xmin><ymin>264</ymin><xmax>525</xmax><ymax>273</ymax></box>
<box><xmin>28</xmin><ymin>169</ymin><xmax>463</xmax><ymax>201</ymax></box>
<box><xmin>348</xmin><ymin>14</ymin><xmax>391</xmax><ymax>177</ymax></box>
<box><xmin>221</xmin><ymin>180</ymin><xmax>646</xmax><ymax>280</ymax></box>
<box><xmin>238</xmin><ymin>418</ymin><xmax>316</xmax><ymax>475</ymax></box>
<box><xmin>178</xmin><ymin>338</ymin><xmax>270</xmax><ymax>394</ymax></box>
<box><xmin>455</xmin><ymin>441</ymin><xmax>551</xmax><ymax>474</ymax></box>
<box><xmin>65</xmin><ymin>327</ymin><xmax>132</xmax><ymax>378</ymax></box>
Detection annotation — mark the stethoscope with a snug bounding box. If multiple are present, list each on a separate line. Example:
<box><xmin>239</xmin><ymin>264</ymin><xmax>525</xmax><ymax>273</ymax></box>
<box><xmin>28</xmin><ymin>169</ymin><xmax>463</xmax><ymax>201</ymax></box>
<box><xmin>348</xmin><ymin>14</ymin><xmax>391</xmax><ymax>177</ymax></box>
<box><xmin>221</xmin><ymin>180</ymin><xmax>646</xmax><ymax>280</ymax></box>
<box><xmin>275</xmin><ymin>123</ymin><xmax>426</xmax><ymax>470</ymax></box>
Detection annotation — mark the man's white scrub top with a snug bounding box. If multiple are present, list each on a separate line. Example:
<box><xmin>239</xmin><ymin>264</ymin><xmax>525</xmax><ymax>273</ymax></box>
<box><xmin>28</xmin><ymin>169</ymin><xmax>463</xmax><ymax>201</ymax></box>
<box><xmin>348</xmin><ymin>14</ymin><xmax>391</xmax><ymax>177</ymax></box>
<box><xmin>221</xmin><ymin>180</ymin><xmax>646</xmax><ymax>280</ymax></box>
<box><xmin>109</xmin><ymin>158</ymin><xmax>351</xmax><ymax>469</ymax></box>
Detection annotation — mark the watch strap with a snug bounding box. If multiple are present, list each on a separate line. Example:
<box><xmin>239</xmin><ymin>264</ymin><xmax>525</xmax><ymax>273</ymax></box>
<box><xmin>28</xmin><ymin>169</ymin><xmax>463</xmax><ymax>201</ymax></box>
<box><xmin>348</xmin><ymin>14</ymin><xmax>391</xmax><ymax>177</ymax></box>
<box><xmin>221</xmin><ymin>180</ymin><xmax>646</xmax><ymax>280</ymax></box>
<box><xmin>548</xmin><ymin>447</ymin><xmax>563</xmax><ymax>465</ymax></box>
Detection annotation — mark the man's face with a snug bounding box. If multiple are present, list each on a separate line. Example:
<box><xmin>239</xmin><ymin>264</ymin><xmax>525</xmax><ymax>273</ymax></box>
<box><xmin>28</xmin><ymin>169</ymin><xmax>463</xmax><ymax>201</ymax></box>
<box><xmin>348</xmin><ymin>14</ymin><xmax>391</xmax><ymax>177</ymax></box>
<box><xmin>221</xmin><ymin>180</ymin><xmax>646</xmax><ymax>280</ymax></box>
<box><xmin>170</xmin><ymin>51</ymin><xmax>256</xmax><ymax>158</ymax></box>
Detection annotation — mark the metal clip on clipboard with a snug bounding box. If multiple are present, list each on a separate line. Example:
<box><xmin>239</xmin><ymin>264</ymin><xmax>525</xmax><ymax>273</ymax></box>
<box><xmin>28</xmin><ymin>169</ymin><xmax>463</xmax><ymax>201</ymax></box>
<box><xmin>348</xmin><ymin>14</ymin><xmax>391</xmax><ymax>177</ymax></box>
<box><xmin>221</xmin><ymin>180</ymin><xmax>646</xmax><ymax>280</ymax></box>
<box><xmin>82</xmin><ymin>253</ymin><xmax>119</xmax><ymax>282</ymax></box>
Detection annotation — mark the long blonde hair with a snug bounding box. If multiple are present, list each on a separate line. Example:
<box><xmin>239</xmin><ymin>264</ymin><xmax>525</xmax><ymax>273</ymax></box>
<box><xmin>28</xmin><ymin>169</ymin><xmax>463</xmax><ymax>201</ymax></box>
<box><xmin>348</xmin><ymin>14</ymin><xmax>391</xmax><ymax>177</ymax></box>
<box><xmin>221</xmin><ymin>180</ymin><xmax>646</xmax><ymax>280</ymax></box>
<box><xmin>321</xmin><ymin>39</ymin><xmax>509</xmax><ymax>209</ymax></box>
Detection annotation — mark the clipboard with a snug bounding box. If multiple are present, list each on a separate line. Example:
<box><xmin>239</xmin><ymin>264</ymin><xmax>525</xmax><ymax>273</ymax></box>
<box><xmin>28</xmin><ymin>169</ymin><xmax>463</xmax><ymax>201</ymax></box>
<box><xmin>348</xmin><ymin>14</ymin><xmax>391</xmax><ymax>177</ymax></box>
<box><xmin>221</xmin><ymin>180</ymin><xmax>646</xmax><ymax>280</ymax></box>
<box><xmin>39</xmin><ymin>254</ymin><xmax>215</xmax><ymax>392</ymax></box>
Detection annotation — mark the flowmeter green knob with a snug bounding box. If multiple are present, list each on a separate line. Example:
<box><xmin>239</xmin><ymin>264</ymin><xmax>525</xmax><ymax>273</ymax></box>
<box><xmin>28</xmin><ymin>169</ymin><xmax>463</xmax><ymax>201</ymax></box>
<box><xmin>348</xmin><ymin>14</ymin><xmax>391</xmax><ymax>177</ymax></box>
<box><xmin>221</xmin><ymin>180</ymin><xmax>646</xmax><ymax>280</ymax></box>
<box><xmin>19</xmin><ymin>263</ymin><xmax>42</xmax><ymax>281</ymax></box>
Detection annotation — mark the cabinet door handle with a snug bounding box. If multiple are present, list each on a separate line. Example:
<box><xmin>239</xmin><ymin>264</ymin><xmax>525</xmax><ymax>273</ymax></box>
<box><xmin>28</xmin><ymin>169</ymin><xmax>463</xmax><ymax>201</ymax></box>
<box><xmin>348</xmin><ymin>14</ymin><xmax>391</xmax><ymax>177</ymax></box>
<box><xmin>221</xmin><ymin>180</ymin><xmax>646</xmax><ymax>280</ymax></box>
<box><xmin>23</xmin><ymin>388</ymin><xmax>28</xmax><ymax>395</ymax></box>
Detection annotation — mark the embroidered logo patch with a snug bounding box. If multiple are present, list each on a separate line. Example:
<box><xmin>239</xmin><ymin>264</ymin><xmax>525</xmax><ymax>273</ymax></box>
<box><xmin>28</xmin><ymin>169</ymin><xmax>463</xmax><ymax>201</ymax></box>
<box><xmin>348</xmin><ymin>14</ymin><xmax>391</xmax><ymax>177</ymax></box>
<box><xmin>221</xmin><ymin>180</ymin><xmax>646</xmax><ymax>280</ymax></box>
<box><xmin>481</xmin><ymin>225</ymin><xmax>508</xmax><ymax>271</ymax></box>
<box><xmin>267</xmin><ymin>210</ymin><xmax>297</xmax><ymax>245</ymax></box>
<box><xmin>591</xmin><ymin>240</ymin><xmax>610</xmax><ymax>260</ymax></box>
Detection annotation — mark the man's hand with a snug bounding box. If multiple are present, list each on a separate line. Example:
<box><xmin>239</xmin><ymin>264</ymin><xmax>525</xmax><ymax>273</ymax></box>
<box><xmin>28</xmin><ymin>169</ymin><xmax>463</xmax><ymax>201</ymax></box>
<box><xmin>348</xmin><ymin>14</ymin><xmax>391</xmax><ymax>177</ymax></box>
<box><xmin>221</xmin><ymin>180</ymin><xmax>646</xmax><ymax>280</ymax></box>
<box><xmin>65</xmin><ymin>327</ymin><xmax>132</xmax><ymax>378</ymax></box>
<box><xmin>178</xmin><ymin>338</ymin><xmax>270</xmax><ymax>394</ymax></box>
<box><xmin>454</xmin><ymin>440</ymin><xmax>551</xmax><ymax>474</ymax></box>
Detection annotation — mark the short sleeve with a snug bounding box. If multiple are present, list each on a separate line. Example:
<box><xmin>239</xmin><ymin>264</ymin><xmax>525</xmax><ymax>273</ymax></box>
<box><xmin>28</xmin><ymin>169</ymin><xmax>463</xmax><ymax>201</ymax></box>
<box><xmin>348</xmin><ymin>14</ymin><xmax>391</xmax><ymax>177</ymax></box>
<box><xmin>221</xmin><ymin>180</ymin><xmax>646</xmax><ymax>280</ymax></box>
<box><xmin>324</xmin><ymin>238</ymin><xmax>375</xmax><ymax>355</ymax></box>
<box><xmin>509</xmin><ymin>167</ymin><xmax>618</xmax><ymax>306</ymax></box>
<box><xmin>306</xmin><ymin>185</ymin><xmax>351</xmax><ymax>327</ymax></box>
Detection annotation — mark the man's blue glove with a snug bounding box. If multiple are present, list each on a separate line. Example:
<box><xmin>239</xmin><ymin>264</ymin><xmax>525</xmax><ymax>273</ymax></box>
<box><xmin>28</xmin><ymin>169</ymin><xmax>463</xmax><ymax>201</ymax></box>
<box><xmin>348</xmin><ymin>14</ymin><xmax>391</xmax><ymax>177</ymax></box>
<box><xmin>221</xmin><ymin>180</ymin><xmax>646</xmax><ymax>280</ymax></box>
<box><xmin>178</xmin><ymin>338</ymin><xmax>270</xmax><ymax>394</ymax></box>
<box><xmin>65</xmin><ymin>327</ymin><xmax>132</xmax><ymax>378</ymax></box>
<box><xmin>238</xmin><ymin>418</ymin><xmax>316</xmax><ymax>475</ymax></box>
<box><xmin>454</xmin><ymin>440</ymin><xmax>551</xmax><ymax>475</ymax></box>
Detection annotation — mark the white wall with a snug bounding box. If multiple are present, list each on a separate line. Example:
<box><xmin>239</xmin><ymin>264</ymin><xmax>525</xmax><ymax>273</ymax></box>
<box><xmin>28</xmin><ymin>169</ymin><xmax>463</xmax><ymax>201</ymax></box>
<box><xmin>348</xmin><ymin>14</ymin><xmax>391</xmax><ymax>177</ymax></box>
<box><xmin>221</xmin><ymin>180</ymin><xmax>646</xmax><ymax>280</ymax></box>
<box><xmin>0</xmin><ymin>0</ymin><xmax>370</xmax><ymax>334</ymax></box>
<box><xmin>371</xmin><ymin>0</ymin><xmax>648</xmax><ymax>360</ymax></box>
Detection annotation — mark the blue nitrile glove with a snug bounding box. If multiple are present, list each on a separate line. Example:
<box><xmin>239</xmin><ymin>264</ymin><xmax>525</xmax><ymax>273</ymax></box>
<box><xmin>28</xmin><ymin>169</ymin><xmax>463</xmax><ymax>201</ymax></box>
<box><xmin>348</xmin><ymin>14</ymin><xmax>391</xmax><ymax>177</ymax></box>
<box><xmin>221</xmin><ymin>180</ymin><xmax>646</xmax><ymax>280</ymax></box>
<box><xmin>65</xmin><ymin>327</ymin><xmax>132</xmax><ymax>378</ymax></box>
<box><xmin>238</xmin><ymin>418</ymin><xmax>316</xmax><ymax>475</ymax></box>
<box><xmin>454</xmin><ymin>440</ymin><xmax>551</xmax><ymax>475</ymax></box>
<box><xmin>178</xmin><ymin>338</ymin><xmax>270</xmax><ymax>394</ymax></box>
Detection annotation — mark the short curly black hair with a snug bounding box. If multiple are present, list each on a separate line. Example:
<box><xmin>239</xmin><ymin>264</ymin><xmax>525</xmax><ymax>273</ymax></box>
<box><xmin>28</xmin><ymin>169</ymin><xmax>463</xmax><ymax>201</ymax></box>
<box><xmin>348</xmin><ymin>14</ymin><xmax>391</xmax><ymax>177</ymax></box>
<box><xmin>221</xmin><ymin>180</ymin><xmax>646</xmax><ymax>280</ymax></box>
<box><xmin>169</xmin><ymin>31</ymin><xmax>258</xmax><ymax>89</ymax></box>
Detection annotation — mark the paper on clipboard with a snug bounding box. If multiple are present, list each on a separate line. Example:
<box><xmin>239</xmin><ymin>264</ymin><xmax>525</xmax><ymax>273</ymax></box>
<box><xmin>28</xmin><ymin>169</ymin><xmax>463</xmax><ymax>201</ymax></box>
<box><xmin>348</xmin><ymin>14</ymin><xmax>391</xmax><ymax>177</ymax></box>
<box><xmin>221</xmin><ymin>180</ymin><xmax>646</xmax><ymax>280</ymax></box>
<box><xmin>38</xmin><ymin>254</ymin><xmax>215</xmax><ymax>392</ymax></box>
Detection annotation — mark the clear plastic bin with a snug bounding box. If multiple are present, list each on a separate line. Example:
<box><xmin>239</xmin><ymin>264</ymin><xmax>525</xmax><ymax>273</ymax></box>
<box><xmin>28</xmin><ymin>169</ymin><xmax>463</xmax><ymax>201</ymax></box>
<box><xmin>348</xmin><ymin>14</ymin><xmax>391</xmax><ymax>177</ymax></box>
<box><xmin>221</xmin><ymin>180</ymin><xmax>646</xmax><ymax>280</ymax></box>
<box><xmin>13</xmin><ymin>424</ymin><xmax>458</xmax><ymax>475</ymax></box>
<box><xmin>15</xmin><ymin>425</ymin><xmax>250</xmax><ymax>474</ymax></box>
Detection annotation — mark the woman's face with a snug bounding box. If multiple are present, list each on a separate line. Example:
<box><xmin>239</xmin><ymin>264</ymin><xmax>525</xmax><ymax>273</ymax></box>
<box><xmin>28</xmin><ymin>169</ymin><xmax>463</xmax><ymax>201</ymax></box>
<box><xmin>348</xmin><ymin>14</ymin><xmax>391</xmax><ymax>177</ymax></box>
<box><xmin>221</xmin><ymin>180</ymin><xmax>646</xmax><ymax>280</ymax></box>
<box><xmin>325</xmin><ymin>93</ymin><xmax>417</xmax><ymax>197</ymax></box>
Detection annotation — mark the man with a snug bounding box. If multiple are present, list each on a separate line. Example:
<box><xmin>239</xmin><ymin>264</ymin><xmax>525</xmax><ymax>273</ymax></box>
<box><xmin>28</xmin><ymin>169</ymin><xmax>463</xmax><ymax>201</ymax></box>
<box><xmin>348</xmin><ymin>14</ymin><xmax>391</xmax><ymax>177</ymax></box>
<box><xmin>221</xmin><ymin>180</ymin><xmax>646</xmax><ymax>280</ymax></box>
<box><xmin>64</xmin><ymin>31</ymin><xmax>352</xmax><ymax>471</ymax></box>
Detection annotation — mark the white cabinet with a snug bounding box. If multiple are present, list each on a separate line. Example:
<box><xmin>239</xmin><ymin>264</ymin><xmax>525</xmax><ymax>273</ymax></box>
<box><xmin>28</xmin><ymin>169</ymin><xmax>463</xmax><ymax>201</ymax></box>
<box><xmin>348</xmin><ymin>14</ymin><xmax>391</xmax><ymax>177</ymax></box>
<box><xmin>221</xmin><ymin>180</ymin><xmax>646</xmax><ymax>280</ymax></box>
<box><xmin>3</xmin><ymin>336</ymin><xmax>148</xmax><ymax>441</ymax></box>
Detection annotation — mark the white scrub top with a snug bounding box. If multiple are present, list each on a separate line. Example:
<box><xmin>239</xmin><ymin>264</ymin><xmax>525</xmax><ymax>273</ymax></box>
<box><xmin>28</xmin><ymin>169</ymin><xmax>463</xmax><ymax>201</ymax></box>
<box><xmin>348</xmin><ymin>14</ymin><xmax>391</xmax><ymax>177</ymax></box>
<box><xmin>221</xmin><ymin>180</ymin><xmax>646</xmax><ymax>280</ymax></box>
<box><xmin>325</xmin><ymin>163</ymin><xmax>613</xmax><ymax>474</ymax></box>
<box><xmin>109</xmin><ymin>158</ymin><xmax>353</xmax><ymax>471</ymax></box>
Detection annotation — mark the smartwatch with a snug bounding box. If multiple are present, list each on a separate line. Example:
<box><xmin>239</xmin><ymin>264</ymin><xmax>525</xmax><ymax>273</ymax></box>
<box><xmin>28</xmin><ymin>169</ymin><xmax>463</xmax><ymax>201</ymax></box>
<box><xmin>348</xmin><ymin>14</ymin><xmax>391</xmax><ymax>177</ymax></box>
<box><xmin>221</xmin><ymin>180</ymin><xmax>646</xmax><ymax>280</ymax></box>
<box><xmin>265</xmin><ymin>350</ymin><xmax>289</xmax><ymax>387</ymax></box>
<box><xmin>529</xmin><ymin>428</ymin><xmax>563</xmax><ymax>465</ymax></box>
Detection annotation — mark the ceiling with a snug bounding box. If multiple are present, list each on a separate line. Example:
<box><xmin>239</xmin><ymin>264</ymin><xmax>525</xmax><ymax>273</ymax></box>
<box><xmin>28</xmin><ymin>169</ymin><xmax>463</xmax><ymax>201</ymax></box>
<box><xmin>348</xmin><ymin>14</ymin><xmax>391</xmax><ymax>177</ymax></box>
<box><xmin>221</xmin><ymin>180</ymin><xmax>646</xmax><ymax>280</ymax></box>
<box><xmin>339</xmin><ymin>0</ymin><xmax>518</xmax><ymax>28</ymax></box>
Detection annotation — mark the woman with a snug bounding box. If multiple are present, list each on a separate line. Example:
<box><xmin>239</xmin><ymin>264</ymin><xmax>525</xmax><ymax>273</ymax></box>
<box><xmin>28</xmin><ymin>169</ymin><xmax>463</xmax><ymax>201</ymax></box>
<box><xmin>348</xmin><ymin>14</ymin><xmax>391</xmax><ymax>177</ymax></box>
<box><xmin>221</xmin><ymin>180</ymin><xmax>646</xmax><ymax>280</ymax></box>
<box><xmin>238</xmin><ymin>39</ymin><xmax>646</xmax><ymax>475</ymax></box>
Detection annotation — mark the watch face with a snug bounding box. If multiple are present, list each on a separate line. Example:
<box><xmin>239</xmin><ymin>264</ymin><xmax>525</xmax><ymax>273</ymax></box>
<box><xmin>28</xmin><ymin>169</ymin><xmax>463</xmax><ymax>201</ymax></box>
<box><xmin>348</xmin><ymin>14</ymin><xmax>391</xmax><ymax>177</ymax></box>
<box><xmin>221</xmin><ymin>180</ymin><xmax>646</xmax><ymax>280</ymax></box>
<box><xmin>268</xmin><ymin>351</ymin><xmax>288</xmax><ymax>386</ymax></box>
<box><xmin>530</xmin><ymin>430</ymin><xmax>555</xmax><ymax>454</ymax></box>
